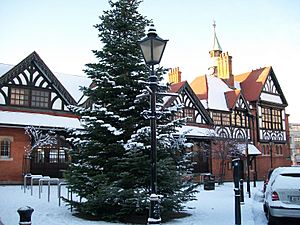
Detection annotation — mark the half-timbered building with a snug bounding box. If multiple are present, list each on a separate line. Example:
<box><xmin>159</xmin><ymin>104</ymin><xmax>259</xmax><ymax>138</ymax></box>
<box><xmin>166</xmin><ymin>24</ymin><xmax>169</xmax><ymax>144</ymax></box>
<box><xmin>163</xmin><ymin>75</ymin><xmax>214</xmax><ymax>175</ymax></box>
<box><xmin>0</xmin><ymin>24</ymin><xmax>291</xmax><ymax>184</ymax></box>
<box><xmin>0</xmin><ymin>52</ymin><xmax>89</xmax><ymax>183</ymax></box>
<box><xmin>166</xmin><ymin>23</ymin><xmax>291</xmax><ymax>181</ymax></box>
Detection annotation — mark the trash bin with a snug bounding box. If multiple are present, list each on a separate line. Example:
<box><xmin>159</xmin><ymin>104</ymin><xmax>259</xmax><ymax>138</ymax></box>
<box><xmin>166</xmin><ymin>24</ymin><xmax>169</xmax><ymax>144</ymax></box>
<box><xmin>203</xmin><ymin>173</ymin><xmax>215</xmax><ymax>190</ymax></box>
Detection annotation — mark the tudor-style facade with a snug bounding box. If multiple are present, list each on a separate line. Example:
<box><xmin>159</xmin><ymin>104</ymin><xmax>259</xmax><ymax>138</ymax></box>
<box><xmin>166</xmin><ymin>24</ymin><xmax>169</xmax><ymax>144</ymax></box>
<box><xmin>234</xmin><ymin>66</ymin><xmax>290</xmax><ymax>179</ymax></box>
<box><xmin>0</xmin><ymin>52</ymin><xmax>88</xmax><ymax>183</ymax></box>
<box><xmin>166</xmin><ymin>23</ymin><xmax>291</xmax><ymax>181</ymax></box>
<box><xmin>164</xmin><ymin>77</ymin><xmax>214</xmax><ymax>174</ymax></box>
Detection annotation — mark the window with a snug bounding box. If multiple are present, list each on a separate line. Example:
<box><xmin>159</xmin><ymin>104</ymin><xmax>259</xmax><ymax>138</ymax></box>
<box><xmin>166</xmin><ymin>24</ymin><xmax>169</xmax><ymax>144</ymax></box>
<box><xmin>275</xmin><ymin>145</ymin><xmax>283</xmax><ymax>155</ymax></box>
<box><xmin>0</xmin><ymin>139</ymin><xmax>11</xmax><ymax>159</ymax></box>
<box><xmin>174</xmin><ymin>107</ymin><xmax>195</xmax><ymax>122</ymax></box>
<box><xmin>32</xmin><ymin>138</ymin><xmax>70</xmax><ymax>164</ymax></box>
<box><xmin>262</xmin><ymin>145</ymin><xmax>270</xmax><ymax>156</ymax></box>
<box><xmin>10</xmin><ymin>87</ymin><xmax>50</xmax><ymax>109</ymax></box>
<box><xmin>222</xmin><ymin>113</ymin><xmax>231</xmax><ymax>126</ymax></box>
<box><xmin>261</xmin><ymin>107</ymin><xmax>282</xmax><ymax>130</ymax></box>
<box><xmin>231</xmin><ymin>110</ymin><xmax>247</xmax><ymax>127</ymax></box>
<box><xmin>212</xmin><ymin>112</ymin><xmax>221</xmax><ymax>125</ymax></box>
<box><xmin>31</xmin><ymin>90</ymin><xmax>50</xmax><ymax>108</ymax></box>
<box><xmin>10</xmin><ymin>88</ymin><xmax>29</xmax><ymax>106</ymax></box>
<box><xmin>49</xmin><ymin>149</ymin><xmax>58</xmax><ymax>163</ymax></box>
<box><xmin>35</xmin><ymin>149</ymin><xmax>44</xmax><ymax>163</ymax></box>
<box><xmin>294</xmin><ymin>137</ymin><xmax>300</xmax><ymax>148</ymax></box>
<box><xmin>184</xmin><ymin>108</ymin><xmax>195</xmax><ymax>122</ymax></box>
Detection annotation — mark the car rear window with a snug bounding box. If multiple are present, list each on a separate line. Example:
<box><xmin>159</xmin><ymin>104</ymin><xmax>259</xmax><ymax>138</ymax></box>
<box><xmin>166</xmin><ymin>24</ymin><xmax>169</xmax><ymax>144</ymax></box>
<box><xmin>280</xmin><ymin>173</ymin><xmax>300</xmax><ymax>177</ymax></box>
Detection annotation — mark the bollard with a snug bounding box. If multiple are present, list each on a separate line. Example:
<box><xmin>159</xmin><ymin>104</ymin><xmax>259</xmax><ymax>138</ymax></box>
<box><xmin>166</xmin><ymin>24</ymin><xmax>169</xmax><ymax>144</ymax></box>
<box><xmin>234</xmin><ymin>188</ymin><xmax>241</xmax><ymax>225</ymax></box>
<box><xmin>239</xmin><ymin>179</ymin><xmax>244</xmax><ymax>204</ymax></box>
<box><xmin>253</xmin><ymin>171</ymin><xmax>257</xmax><ymax>188</ymax></box>
<box><xmin>17</xmin><ymin>206</ymin><xmax>34</xmax><ymax>225</ymax></box>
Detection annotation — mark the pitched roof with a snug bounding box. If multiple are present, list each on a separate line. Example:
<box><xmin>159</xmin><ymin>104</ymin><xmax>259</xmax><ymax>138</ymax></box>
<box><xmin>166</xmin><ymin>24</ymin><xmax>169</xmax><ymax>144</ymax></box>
<box><xmin>190</xmin><ymin>75</ymin><xmax>208</xmax><ymax>100</ymax></box>
<box><xmin>234</xmin><ymin>67</ymin><xmax>270</xmax><ymax>102</ymax></box>
<box><xmin>225</xmin><ymin>89</ymin><xmax>241</xmax><ymax>109</ymax></box>
<box><xmin>190</xmin><ymin>75</ymin><xmax>232</xmax><ymax>111</ymax></box>
<box><xmin>0</xmin><ymin>109</ymin><xmax>81</xmax><ymax>129</ymax></box>
<box><xmin>166</xmin><ymin>81</ymin><xmax>213</xmax><ymax>124</ymax></box>
<box><xmin>169</xmin><ymin>81</ymin><xmax>186</xmax><ymax>93</ymax></box>
<box><xmin>0</xmin><ymin>52</ymin><xmax>91</xmax><ymax>103</ymax></box>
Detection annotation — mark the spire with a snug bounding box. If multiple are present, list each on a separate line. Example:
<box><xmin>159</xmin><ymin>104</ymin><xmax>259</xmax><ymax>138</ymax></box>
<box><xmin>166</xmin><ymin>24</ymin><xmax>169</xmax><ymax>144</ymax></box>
<box><xmin>208</xmin><ymin>21</ymin><xmax>223</xmax><ymax>76</ymax></box>
<box><xmin>212</xmin><ymin>20</ymin><xmax>222</xmax><ymax>51</ymax></box>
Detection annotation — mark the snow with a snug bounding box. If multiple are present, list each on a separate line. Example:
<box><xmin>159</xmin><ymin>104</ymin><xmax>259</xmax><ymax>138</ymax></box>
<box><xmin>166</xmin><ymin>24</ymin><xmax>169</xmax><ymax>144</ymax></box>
<box><xmin>0</xmin><ymin>63</ymin><xmax>91</xmax><ymax>104</ymax></box>
<box><xmin>206</xmin><ymin>75</ymin><xmax>232</xmax><ymax>111</ymax></box>
<box><xmin>238</xmin><ymin>144</ymin><xmax>262</xmax><ymax>156</ymax></box>
<box><xmin>175</xmin><ymin>125</ymin><xmax>215</xmax><ymax>137</ymax></box>
<box><xmin>272</xmin><ymin>173</ymin><xmax>300</xmax><ymax>189</ymax></box>
<box><xmin>0</xmin><ymin>182</ymin><xmax>268</xmax><ymax>225</ymax></box>
<box><xmin>260</xmin><ymin>92</ymin><xmax>283</xmax><ymax>104</ymax></box>
<box><xmin>0</xmin><ymin>110</ymin><xmax>82</xmax><ymax>129</ymax></box>
<box><xmin>0</xmin><ymin>63</ymin><xmax>13</xmax><ymax>76</ymax></box>
<box><xmin>54</xmin><ymin>72</ymin><xmax>91</xmax><ymax>103</ymax></box>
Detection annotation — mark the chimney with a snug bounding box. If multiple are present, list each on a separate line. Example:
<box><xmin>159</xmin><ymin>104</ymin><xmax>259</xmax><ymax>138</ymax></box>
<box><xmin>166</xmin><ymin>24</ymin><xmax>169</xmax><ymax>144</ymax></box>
<box><xmin>168</xmin><ymin>67</ymin><xmax>182</xmax><ymax>83</ymax></box>
<box><xmin>217</xmin><ymin>52</ymin><xmax>234</xmax><ymax>87</ymax></box>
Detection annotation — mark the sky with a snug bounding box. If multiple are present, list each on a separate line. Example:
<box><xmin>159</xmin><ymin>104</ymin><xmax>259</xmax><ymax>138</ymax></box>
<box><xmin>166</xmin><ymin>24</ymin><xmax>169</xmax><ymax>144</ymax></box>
<box><xmin>1</xmin><ymin>0</ymin><xmax>300</xmax><ymax>122</ymax></box>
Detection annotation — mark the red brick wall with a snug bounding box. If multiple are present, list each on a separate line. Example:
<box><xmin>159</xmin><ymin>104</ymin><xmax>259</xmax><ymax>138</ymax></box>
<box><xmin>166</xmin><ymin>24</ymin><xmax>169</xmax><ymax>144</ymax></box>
<box><xmin>0</xmin><ymin>127</ymin><xmax>30</xmax><ymax>184</ymax></box>
<box><xmin>256</xmin><ymin>144</ymin><xmax>292</xmax><ymax>180</ymax></box>
<box><xmin>210</xmin><ymin>142</ymin><xmax>292</xmax><ymax>182</ymax></box>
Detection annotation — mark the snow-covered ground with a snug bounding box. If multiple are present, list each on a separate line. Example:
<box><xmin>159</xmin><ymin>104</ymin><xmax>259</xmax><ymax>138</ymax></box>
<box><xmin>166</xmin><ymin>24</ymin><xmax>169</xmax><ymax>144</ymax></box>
<box><xmin>0</xmin><ymin>182</ymin><xmax>268</xmax><ymax>225</ymax></box>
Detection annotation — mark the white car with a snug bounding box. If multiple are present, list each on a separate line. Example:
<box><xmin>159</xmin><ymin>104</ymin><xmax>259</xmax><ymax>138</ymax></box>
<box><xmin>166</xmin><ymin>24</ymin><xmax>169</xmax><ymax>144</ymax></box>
<box><xmin>263</xmin><ymin>166</ymin><xmax>300</xmax><ymax>224</ymax></box>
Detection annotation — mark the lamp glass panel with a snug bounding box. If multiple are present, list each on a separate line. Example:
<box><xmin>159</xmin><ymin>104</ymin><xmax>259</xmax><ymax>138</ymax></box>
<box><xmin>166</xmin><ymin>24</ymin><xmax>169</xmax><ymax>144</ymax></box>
<box><xmin>139</xmin><ymin>39</ymin><xmax>152</xmax><ymax>63</ymax></box>
<box><xmin>152</xmin><ymin>39</ymin><xmax>166</xmax><ymax>63</ymax></box>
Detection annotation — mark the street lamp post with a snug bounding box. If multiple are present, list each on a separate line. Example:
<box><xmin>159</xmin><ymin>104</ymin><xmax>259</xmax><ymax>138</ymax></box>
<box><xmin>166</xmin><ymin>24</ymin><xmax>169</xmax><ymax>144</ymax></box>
<box><xmin>245</xmin><ymin>137</ymin><xmax>251</xmax><ymax>198</ymax></box>
<box><xmin>138</xmin><ymin>24</ymin><xmax>168</xmax><ymax>225</ymax></box>
<box><xmin>269</xmin><ymin>139</ymin><xmax>274</xmax><ymax>169</ymax></box>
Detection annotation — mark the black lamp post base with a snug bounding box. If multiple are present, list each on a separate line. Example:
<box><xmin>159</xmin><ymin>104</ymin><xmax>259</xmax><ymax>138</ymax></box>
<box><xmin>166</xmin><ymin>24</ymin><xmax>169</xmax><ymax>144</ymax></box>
<box><xmin>148</xmin><ymin>194</ymin><xmax>161</xmax><ymax>225</ymax></box>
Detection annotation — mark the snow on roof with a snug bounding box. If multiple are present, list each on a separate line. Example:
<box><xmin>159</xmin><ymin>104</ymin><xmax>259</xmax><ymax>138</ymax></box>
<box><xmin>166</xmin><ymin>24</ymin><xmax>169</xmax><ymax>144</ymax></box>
<box><xmin>206</xmin><ymin>75</ymin><xmax>231</xmax><ymax>111</ymax></box>
<box><xmin>0</xmin><ymin>63</ymin><xmax>91</xmax><ymax>103</ymax></box>
<box><xmin>238</xmin><ymin>143</ymin><xmax>261</xmax><ymax>155</ymax></box>
<box><xmin>0</xmin><ymin>110</ymin><xmax>82</xmax><ymax>129</ymax></box>
<box><xmin>53</xmin><ymin>72</ymin><xmax>91</xmax><ymax>103</ymax></box>
<box><xmin>175</xmin><ymin>125</ymin><xmax>215</xmax><ymax>137</ymax></box>
<box><xmin>0</xmin><ymin>63</ymin><xmax>13</xmax><ymax>76</ymax></box>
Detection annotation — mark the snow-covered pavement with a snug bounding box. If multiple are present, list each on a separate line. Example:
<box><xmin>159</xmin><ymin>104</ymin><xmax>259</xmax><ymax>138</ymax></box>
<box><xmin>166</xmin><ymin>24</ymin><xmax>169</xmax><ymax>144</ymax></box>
<box><xmin>0</xmin><ymin>182</ymin><xmax>268</xmax><ymax>225</ymax></box>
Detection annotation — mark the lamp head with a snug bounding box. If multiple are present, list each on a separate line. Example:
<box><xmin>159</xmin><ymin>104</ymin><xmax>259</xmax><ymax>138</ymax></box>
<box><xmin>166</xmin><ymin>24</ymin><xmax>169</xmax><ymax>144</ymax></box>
<box><xmin>138</xmin><ymin>24</ymin><xmax>168</xmax><ymax>65</ymax></box>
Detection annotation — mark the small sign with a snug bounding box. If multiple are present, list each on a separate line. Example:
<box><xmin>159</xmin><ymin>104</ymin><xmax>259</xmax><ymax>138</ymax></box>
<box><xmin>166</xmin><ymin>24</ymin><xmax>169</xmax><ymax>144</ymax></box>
<box><xmin>290</xmin><ymin>196</ymin><xmax>300</xmax><ymax>203</ymax></box>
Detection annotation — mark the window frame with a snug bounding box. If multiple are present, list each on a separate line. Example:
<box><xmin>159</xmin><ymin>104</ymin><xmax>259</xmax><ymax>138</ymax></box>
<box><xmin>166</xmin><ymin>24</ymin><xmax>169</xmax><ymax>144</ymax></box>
<box><xmin>9</xmin><ymin>86</ymin><xmax>50</xmax><ymax>109</ymax></box>
<box><xmin>0</xmin><ymin>137</ymin><xmax>13</xmax><ymax>160</ymax></box>
<box><xmin>174</xmin><ymin>107</ymin><xmax>196</xmax><ymax>123</ymax></box>
<box><xmin>261</xmin><ymin>107</ymin><xmax>283</xmax><ymax>130</ymax></box>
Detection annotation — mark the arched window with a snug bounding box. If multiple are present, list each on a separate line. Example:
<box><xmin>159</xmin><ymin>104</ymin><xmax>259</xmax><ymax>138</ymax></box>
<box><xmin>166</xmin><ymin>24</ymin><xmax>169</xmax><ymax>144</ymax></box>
<box><xmin>0</xmin><ymin>139</ymin><xmax>11</xmax><ymax>159</ymax></box>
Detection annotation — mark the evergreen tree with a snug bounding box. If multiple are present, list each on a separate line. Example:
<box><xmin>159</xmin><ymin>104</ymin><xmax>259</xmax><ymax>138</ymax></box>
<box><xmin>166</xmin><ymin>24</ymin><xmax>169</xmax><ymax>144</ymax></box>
<box><xmin>65</xmin><ymin>0</ymin><xmax>198</xmax><ymax>222</ymax></box>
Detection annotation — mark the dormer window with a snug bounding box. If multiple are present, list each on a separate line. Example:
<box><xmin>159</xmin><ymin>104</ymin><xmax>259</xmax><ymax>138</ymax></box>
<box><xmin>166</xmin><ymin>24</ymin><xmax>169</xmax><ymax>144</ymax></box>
<box><xmin>9</xmin><ymin>87</ymin><xmax>50</xmax><ymax>109</ymax></box>
<box><xmin>31</xmin><ymin>89</ymin><xmax>50</xmax><ymax>108</ymax></box>
<box><xmin>10</xmin><ymin>87</ymin><xmax>30</xmax><ymax>106</ymax></box>
<box><xmin>174</xmin><ymin>107</ymin><xmax>196</xmax><ymax>123</ymax></box>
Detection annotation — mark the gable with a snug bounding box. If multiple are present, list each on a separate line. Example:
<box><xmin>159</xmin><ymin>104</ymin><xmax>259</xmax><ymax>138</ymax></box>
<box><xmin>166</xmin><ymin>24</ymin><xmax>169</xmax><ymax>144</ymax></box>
<box><xmin>235</xmin><ymin>67</ymin><xmax>269</xmax><ymax>102</ymax></box>
<box><xmin>234</xmin><ymin>94</ymin><xmax>248</xmax><ymax>110</ymax></box>
<box><xmin>165</xmin><ymin>82</ymin><xmax>213</xmax><ymax>125</ymax></box>
<box><xmin>0</xmin><ymin>52</ymin><xmax>77</xmax><ymax>111</ymax></box>
<box><xmin>260</xmin><ymin>70</ymin><xmax>287</xmax><ymax>105</ymax></box>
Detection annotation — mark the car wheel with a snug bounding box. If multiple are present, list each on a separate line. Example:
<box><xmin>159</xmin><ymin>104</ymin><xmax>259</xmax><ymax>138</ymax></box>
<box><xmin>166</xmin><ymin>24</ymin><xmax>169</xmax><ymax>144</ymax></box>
<box><xmin>267</xmin><ymin>209</ymin><xmax>277</xmax><ymax>225</ymax></box>
<box><xmin>263</xmin><ymin>204</ymin><xmax>267</xmax><ymax>215</ymax></box>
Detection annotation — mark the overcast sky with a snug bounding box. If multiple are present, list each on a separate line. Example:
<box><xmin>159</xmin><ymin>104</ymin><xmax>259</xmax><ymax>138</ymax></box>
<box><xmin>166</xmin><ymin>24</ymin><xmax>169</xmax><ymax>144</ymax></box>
<box><xmin>1</xmin><ymin>0</ymin><xmax>300</xmax><ymax>122</ymax></box>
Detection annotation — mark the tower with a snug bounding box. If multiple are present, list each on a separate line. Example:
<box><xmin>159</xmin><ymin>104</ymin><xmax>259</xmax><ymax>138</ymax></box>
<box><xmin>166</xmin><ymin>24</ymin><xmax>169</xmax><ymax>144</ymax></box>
<box><xmin>208</xmin><ymin>21</ymin><xmax>234</xmax><ymax>87</ymax></box>
<box><xmin>208</xmin><ymin>21</ymin><xmax>222</xmax><ymax>76</ymax></box>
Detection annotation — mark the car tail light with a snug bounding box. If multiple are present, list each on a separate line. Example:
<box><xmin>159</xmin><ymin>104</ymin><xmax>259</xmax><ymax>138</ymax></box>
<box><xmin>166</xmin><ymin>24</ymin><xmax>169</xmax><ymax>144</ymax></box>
<box><xmin>272</xmin><ymin>191</ymin><xmax>279</xmax><ymax>201</ymax></box>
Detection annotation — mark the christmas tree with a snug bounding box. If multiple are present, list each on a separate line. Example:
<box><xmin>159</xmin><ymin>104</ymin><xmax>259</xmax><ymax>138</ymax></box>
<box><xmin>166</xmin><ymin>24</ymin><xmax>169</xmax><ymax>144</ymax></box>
<box><xmin>65</xmin><ymin>0</ymin><xmax>197</xmax><ymax>222</ymax></box>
